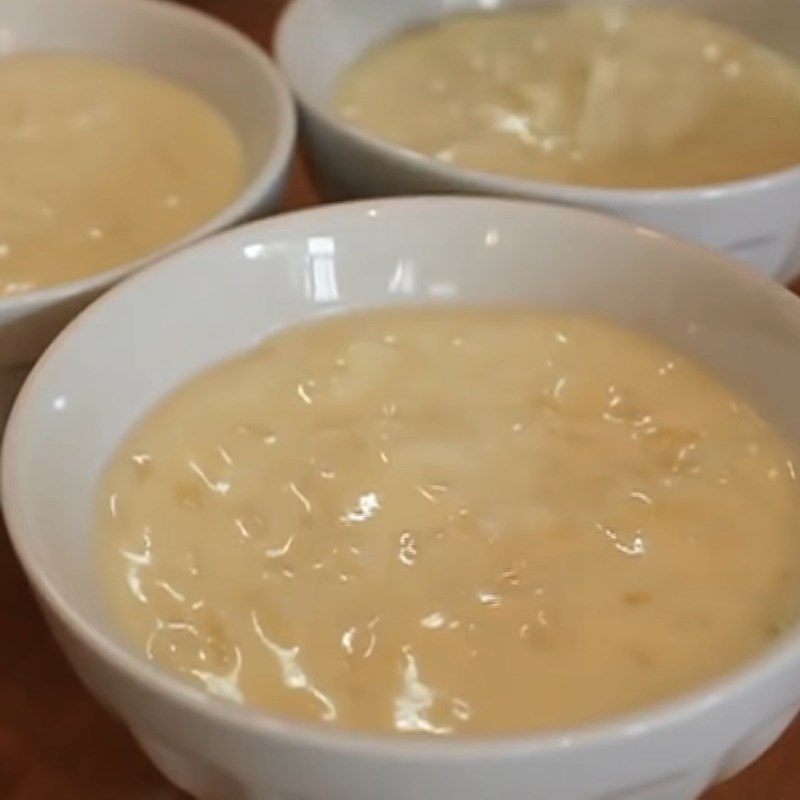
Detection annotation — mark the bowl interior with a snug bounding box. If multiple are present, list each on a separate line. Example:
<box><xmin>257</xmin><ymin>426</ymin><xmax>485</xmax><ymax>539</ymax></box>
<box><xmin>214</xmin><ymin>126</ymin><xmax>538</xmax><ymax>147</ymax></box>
<box><xmin>6</xmin><ymin>197</ymin><xmax>800</xmax><ymax>650</ymax></box>
<box><xmin>3</xmin><ymin>0</ymin><xmax>283</xmax><ymax>182</ymax></box>
<box><xmin>277</xmin><ymin>0</ymin><xmax>800</xmax><ymax>110</ymax></box>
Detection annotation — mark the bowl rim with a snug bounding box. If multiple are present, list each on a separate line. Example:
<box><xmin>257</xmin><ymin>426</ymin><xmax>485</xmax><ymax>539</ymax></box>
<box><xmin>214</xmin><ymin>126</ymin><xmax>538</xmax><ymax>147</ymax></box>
<box><xmin>5</xmin><ymin>195</ymin><xmax>800</xmax><ymax>759</ymax></box>
<box><xmin>0</xmin><ymin>0</ymin><xmax>296</xmax><ymax>319</ymax></box>
<box><xmin>274</xmin><ymin>0</ymin><xmax>800</xmax><ymax>207</ymax></box>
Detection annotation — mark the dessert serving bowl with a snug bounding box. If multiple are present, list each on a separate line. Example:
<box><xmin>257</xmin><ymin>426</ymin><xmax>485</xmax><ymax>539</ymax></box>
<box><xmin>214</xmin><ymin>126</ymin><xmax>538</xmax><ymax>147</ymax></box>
<box><xmin>5</xmin><ymin>197</ymin><xmax>800</xmax><ymax>800</ymax></box>
<box><xmin>276</xmin><ymin>0</ymin><xmax>800</xmax><ymax>280</ymax></box>
<box><xmin>0</xmin><ymin>0</ymin><xmax>296</xmax><ymax>427</ymax></box>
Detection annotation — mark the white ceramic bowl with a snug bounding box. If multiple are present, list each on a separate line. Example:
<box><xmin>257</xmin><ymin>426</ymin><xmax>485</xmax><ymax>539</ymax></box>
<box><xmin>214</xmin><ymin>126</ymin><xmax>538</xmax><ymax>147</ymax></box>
<box><xmin>5</xmin><ymin>196</ymin><xmax>800</xmax><ymax>800</ymax></box>
<box><xmin>0</xmin><ymin>0</ymin><xmax>296</xmax><ymax>425</ymax></box>
<box><xmin>275</xmin><ymin>0</ymin><xmax>800</xmax><ymax>281</ymax></box>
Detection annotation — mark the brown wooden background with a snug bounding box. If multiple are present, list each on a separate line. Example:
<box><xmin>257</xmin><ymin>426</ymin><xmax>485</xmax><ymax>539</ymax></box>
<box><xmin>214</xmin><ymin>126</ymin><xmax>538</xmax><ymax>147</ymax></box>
<box><xmin>1</xmin><ymin>1</ymin><xmax>799</xmax><ymax>797</ymax></box>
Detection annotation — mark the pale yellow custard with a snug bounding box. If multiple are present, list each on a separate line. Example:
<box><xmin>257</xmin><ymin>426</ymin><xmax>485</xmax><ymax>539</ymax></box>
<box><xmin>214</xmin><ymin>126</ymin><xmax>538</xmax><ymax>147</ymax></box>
<box><xmin>0</xmin><ymin>52</ymin><xmax>244</xmax><ymax>295</ymax></box>
<box><xmin>97</xmin><ymin>308</ymin><xmax>800</xmax><ymax>735</ymax></box>
<box><xmin>334</xmin><ymin>6</ymin><xmax>800</xmax><ymax>188</ymax></box>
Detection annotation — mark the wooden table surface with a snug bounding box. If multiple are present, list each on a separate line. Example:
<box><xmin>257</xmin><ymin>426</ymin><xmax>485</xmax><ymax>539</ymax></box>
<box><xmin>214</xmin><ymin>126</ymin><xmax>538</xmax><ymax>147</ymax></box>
<box><xmin>2</xmin><ymin>1</ymin><xmax>800</xmax><ymax>797</ymax></box>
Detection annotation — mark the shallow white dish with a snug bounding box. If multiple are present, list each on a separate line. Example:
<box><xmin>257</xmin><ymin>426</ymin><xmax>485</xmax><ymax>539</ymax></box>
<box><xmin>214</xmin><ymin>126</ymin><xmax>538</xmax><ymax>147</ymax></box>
<box><xmin>275</xmin><ymin>0</ymin><xmax>800</xmax><ymax>281</ymax></box>
<box><xmin>5</xmin><ymin>197</ymin><xmax>800</xmax><ymax>800</ymax></box>
<box><xmin>0</xmin><ymin>0</ymin><xmax>296</xmax><ymax>426</ymax></box>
